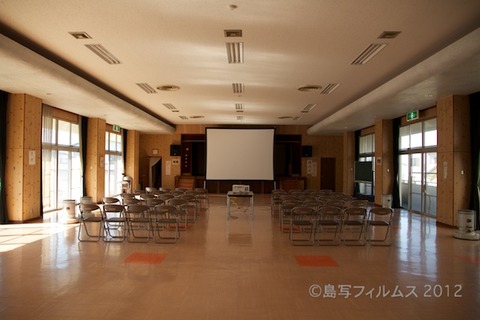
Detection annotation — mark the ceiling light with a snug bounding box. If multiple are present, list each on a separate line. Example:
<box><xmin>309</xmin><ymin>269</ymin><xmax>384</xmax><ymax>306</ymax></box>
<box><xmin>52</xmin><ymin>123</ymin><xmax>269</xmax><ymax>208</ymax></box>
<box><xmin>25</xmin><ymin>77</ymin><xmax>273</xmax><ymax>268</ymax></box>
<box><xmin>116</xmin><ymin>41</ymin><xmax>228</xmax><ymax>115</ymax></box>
<box><xmin>226</xmin><ymin>42</ymin><xmax>244</xmax><ymax>63</ymax></box>
<box><xmin>85</xmin><ymin>44</ymin><xmax>121</xmax><ymax>64</ymax></box>
<box><xmin>190</xmin><ymin>116</ymin><xmax>205</xmax><ymax>119</ymax></box>
<box><xmin>136</xmin><ymin>83</ymin><xmax>157</xmax><ymax>94</ymax></box>
<box><xmin>69</xmin><ymin>31</ymin><xmax>91</xmax><ymax>39</ymax></box>
<box><xmin>351</xmin><ymin>43</ymin><xmax>388</xmax><ymax>65</ymax></box>
<box><xmin>298</xmin><ymin>85</ymin><xmax>321</xmax><ymax>92</ymax></box>
<box><xmin>321</xmin><ymin>83</ymin><xmax>340</xmax><ymax>95</ymax></box>
<box><xmin>157</xmin><ymin>85</ymin><xmax>180</xmax><ymax>91</ymax></box>
<box><xmin>278</xmin><ymin>116</ymin><xmax>293</xmax><ymax>119</ymax></box>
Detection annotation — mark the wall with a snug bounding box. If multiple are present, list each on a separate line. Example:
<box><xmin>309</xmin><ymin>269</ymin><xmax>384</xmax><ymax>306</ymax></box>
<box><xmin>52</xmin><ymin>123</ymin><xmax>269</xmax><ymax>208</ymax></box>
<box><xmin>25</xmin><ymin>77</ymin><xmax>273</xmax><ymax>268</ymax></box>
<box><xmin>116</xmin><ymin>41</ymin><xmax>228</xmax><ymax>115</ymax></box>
<box><xmin>139</xmin><ymin>125</ymin><xmax>343</xmax><ymax>192</ymax></box>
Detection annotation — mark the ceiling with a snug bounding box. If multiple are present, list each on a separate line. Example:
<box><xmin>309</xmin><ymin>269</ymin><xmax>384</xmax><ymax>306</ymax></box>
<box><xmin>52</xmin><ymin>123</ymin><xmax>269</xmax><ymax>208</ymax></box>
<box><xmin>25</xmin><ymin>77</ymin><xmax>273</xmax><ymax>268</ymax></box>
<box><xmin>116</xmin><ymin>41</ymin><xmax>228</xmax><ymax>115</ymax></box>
<box><xmin>1</xmin><ymin>0</ymin><xmax>480</xmax><ymax>135</ymax></box>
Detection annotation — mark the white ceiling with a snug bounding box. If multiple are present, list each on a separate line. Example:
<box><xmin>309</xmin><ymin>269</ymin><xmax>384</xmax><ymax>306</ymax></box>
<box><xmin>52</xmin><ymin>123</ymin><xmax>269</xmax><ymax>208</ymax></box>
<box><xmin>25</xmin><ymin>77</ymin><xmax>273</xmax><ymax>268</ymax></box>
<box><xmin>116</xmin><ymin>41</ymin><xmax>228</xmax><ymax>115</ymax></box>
<box><xmin>1</xmin><ymin>0</ymin><xmax>480</xmax><ymax>135</ymax></box>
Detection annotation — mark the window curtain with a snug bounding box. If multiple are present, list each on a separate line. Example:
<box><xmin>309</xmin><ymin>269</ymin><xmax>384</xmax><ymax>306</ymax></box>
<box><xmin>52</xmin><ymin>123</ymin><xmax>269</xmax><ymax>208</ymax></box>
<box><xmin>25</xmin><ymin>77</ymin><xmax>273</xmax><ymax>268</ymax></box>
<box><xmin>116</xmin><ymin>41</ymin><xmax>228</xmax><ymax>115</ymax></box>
<box><xmin>469</xmin><ymin>92</ymin><xmax>480</xmax><ymax>229</ymax></box>
<box><xmin>391</xmin><ymin>118</ymin><xmax>401</xmax><ymax>208</ymax></box>
<box><xmin>0</xmin><ymin>91</ymin><xmax>9</xmax><ymax>224</ymax></box>
<box><xmin>41</xmin><ymin>105</ymin><xmax>54</xmax><ymax>215</ymax></box>
<box><xmin>80</xmin><ymin>116</ymin><xmax>88</xmax><ymax>197</ymax></box>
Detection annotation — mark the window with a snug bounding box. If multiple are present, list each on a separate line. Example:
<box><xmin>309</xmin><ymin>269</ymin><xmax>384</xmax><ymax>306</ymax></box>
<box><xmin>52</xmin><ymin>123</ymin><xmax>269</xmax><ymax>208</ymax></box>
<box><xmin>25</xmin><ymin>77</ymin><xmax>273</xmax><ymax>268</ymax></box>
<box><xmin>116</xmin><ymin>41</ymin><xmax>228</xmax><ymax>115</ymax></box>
<box><xmin>398</xmin><ymin>119</ymin><xmax>437</xmax><ymax>216</ymax></box>
<box><xmin>42</xmin><ymin>107</ymin><xmax>81</xmax><ymax>212</ymax></box>
<box><xmin>105</xmin><ymin>130</ymin><xmax>123</xmax><ymax>196</ymax></box>
<box><xmin>357</xmin><ymin>134</ymin><xmax>375</xmax><ymax>196</ymax></box>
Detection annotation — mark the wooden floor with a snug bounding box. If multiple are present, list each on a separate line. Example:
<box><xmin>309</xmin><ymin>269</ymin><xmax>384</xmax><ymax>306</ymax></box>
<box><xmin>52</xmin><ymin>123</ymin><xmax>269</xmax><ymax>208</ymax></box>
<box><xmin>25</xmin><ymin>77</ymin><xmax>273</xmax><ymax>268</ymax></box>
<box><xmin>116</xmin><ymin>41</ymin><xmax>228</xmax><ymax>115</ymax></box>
<box><xmin>0</xmin><ymin>194</ymin><xmax>479</xmax><ymax>320</ymax></box>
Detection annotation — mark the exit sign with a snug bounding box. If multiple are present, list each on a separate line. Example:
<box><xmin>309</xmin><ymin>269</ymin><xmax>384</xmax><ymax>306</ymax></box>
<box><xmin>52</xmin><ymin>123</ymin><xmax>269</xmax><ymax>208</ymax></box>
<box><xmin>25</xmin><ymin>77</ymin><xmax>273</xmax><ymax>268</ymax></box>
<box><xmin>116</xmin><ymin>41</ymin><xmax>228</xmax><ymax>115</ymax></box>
<box><xmin>113</xmin><ymin>124</ymin><xmax>121</xmax><ymax>132</ymax></box>
<box><xmin>406</xmin><ymin>110</ymin><xmax>419</xmax><ymax>122</ymax></box>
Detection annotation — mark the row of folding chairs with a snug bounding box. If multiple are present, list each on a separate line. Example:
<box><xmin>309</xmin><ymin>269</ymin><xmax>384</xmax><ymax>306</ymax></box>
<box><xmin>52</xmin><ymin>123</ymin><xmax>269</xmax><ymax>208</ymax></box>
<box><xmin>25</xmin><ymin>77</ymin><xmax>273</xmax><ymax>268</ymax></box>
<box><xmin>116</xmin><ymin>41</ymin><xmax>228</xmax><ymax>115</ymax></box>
<box><xmin>77</xmin><ymin>196</ymin><xmax>198</xmax><ymax>243</ymax></box>
<box><xmin>283</xmin><ymin>204</ymin><xmax>394</xmax><ymax>246</ymax></box>
<box><xmin>123</xmin><ymin>187</ymin><xmax>209</xmax><ymax>211</ymax></box>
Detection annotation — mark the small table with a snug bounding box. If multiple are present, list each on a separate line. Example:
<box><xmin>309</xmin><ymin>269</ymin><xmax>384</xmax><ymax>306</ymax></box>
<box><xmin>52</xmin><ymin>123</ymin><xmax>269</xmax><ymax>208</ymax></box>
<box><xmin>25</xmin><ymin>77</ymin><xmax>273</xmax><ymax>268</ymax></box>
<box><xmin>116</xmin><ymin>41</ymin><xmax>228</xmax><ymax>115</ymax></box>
<box><xmin>226</xmin><ymin>191</ymin><xmax>254</xmax><ymax>234</ymax></box>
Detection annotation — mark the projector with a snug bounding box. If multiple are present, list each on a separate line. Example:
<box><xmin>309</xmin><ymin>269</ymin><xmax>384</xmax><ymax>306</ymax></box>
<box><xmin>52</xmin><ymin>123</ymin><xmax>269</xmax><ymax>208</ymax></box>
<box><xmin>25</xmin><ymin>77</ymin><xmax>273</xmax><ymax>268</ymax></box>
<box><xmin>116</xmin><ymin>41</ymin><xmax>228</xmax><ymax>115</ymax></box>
<box><xmin>232</xmin><ymin>185</ymin><xmax>250</xmax><ymax>193</ymax></box>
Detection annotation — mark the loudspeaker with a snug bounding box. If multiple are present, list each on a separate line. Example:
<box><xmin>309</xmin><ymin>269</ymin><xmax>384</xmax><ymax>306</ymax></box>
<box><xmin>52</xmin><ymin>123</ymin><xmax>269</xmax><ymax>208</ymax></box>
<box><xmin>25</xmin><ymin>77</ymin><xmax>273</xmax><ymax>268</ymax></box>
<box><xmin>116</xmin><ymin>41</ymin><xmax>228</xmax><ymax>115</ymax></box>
<box><xmin>302</xmin><ymin>145</ymin><xmax>312</xmax><ymax>157</ymax></box>
<box><xmin>170</xmin><ymin>144</ymin><xmax>181</xmax><ymax>156</ymax></box>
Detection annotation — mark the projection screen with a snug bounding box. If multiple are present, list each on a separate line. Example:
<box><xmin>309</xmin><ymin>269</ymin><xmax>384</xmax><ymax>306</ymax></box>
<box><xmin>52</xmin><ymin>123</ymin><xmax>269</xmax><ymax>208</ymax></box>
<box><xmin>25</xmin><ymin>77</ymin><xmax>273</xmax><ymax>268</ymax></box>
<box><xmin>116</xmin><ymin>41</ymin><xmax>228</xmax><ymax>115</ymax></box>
<box><xmin>205</xmin><ymin>128</ymin><xmax>275</xmax><ymax>180</ymax></box>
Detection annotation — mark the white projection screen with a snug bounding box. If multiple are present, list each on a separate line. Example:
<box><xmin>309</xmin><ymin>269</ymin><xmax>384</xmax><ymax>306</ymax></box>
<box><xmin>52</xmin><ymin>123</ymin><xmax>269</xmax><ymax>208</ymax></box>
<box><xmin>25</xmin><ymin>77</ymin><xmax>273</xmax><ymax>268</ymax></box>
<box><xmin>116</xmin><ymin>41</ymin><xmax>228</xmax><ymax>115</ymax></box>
<box><xmin>206</xmin><ymin>128</ymin><xmax>275</xmax><ymax>180</ymax></box>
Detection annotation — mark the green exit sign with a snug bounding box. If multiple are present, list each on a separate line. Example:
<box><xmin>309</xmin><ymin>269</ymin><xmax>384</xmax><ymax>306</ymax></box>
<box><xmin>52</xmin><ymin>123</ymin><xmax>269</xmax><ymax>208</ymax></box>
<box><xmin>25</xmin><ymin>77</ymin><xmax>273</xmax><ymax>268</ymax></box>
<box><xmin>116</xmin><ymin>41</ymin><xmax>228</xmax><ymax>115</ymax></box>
<box><xmin>113</xmin><ymin>124</ymin><xmax>121</xmax><ymax>132</ymax></box>
<box><xmin>406</xmin><ymin>110</ymin><xmax>419</xmax><ymax>122</ymax></box>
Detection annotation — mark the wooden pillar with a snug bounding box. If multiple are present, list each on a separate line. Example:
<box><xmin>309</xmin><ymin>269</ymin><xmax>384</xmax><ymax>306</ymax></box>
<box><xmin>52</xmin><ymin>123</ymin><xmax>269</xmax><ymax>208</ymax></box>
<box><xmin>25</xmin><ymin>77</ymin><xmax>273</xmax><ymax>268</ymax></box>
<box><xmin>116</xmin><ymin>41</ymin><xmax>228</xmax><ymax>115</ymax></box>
<box><xmin>343</xmin><ymin>131</ymin><xmax>355</xmax><ymax>196</ymax></box>
<box><xmin>374</xmin><ymin>119</ymin><xmax>394</xmax><ymax>206</ymax></box>
<box><xmin>125</xmin><ymin>130</ymin><xmax>140</xmax><ymax>191</ymax></box>
<box><xmin>437</xmin><ymin>95</ymin><xmax>470</xmax><ymax>226</ymax></box>
<box><xmin>85</xmin><ymin>118</ymin><xmax>106</xmax><ymax>203</ymax></box>
<box><xmin>6</xmin><ymin>94</ymin><xmax>42</xmax><ymax>222</ymax></box>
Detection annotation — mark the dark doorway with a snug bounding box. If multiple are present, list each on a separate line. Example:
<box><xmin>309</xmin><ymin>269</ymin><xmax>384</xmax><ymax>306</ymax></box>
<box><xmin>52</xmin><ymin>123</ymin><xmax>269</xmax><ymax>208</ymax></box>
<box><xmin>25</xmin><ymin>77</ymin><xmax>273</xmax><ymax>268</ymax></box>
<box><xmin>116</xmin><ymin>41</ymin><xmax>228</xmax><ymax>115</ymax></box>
<box><xmin>320</xmin><ymin>157</ymin><xmax>336</xmax><ymax>191</ymax></box>
<box><xmin>149</xmin><ymin>157</ymin><xmax>162</xmax><ymax>188</ymax></box>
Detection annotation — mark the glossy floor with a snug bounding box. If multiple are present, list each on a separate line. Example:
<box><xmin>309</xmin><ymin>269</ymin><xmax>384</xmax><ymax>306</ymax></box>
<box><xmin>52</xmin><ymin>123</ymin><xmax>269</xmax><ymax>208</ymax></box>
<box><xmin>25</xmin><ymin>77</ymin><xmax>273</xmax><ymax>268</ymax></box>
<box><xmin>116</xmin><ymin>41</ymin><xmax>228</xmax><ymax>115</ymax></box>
<box><xmin>0</xmin><ymin>195</ymin><xmax>479</xmax><ymax>320</ymax></box>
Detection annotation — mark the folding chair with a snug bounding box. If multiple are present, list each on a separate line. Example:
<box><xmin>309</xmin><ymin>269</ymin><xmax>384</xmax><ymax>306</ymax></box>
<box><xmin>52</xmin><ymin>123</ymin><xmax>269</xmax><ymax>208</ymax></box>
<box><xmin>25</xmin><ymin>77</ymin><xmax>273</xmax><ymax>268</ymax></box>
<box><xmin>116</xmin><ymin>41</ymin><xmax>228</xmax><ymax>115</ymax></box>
<box><xmin>314</xmin><ymin>206</ymin><xmax>343</xmax><ymax>245</ymax></box>
<box><xmin>289</xmin><ymin>206</ymin><xmax>316</xmax><ymax>246</ymax></box>
<box><xmin>340</xmin><ymin>207</ymin><xmax>367</xmax><ymax>245</ymax></box>
<box><xmin>166</xmin><ymin>198</ymin><xmax>189</xmax><ymax>230</ymax></box>
<box><xmin>151</xmin><ymin>205</ymin><xmax>180</xmax><ymax>244</ymax></box>
<box><xmin>125</xmin><ymin>204</ymin><xmax>151</xmax><ymax>242</ymax></box>
<box><xmin>279</xmin><ymin>199</ymin><xmax>302</xmax><ymax>232</ymax></box>
<box><xmin>78</xmin><ymin>203</ymin><xmax>103</xmax><ymax>242</ymax></box>
<box><xmin>103</xmin><ymin>204</ymin><xmax>127</xmax><ymax>242</ymax></box>
<box><xmin>366</xmin><ymin>207</ymin><xmax>394</xmax><ymax>245</ymax></box>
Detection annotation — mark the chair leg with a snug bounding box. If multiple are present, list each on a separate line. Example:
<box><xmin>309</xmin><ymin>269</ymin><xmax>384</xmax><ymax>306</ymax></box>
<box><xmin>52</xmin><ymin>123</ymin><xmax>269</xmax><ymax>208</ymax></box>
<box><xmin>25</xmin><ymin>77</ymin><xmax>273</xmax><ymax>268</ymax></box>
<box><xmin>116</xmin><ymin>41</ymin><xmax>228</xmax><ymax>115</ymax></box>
<box><xmin>78</xmin><ymin>220</ymin><xmax>102</xmax><ymax>242</ymax></box>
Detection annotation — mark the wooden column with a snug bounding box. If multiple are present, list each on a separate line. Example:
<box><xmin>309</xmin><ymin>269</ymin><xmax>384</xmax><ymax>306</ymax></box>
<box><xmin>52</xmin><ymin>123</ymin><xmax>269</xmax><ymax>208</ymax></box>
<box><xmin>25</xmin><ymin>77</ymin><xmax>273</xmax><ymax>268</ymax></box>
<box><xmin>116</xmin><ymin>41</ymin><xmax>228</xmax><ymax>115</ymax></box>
<box><xmin>6</xmin><ymin>94</ymin><xmax>42</xmax><ymax>222</ymax></box>
<box><xmin>125</xmin><ymin>130</ymin><xmax>140</xmax><ymax>191</ymax></box>
<box><xmin>437</xmin><ymin>95</ymin><xmax>470</xmax><ymax>226</ymax></box>
<box><xmin>85</xmin><ymin>118</ymin><xmax>106</xmax><ymax>203</ymax></box>
<box><xmin>342</xmin><ymin>131</ymin><xmax>355</xmax><ymax>196</ymax></box>
<box><xmin>374</xmin><ymin>119</ymin><xmax>394</xmax><ymax>206</ymax></box>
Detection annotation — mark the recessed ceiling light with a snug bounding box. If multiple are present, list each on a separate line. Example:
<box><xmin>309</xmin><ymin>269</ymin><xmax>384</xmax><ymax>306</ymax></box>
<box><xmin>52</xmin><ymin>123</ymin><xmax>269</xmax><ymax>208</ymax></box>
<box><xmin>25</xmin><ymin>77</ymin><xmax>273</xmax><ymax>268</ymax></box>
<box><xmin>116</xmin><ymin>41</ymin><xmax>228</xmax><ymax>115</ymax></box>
<box><xmin>278</xmin><ymin>116</ymin><xmax>293</xmax><ymax>119</ymax></box>
<box><xmin>69</xmin><ymin>31</ymin><xmax>91</xmax><ymax>39</ymax></box>
<box><xmin>190</xmin><ymin>116</ymin><xmax>205</xmax><ymax>119</ymax></box>
<box><xmin>378</xmin><ymin>31</ymin><xmax>401</xmax><ymax>39</ymax></box>
<box><xmin>298</xmin><ymin>85</ymin><xmax>321</xmax><ymax>92</ymax></box>
<box><xmin>157</xmin><ymin>85</ymin><xmax>180</xmax><ymax>91</ymax></box>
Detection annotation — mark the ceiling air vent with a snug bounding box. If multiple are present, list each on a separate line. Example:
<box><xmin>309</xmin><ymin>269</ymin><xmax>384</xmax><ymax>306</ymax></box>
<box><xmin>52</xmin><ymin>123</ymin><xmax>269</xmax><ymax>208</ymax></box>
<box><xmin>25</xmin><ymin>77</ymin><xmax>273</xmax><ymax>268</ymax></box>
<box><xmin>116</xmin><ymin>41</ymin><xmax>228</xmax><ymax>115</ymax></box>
<box><xmin>136</xmin><ymin>83</ymin><xmax>157</xmax><ymax>94</ymax></box>
<box><xmin>224</xmin><ymin>29</ymin><xmax>243</xmax><ymax>37</ymax></box>
<box><xmin>232</xmin><ymin>83</ymin><xmax>244</xmax><ymax>94</ymax></box>
<box><xmin>226</xmin><ymin>42</ymin><xmax>244</xmax><ymax>64</ymax></box>
<box><xmin>278</xmin><ymin>116</ymin><xmax>293</xmax><ymax>119</ymax></box>
<box><xmin>235</xmin><ymin>103</ymin><xmax>244</xmax><ymax>112</ymax></box>
<box><xmin>163</xmin><ymin>103</ymin><xmax>179</xmax><ymax>112</ymax></box>
<box><xmin>351</xmin><ymin>43</ymin><xmax>387</xmax><ymax>65</ymax></box>
<box><xmin>85</xmin><ymin>44</ymin><xmax>121</xmax><ymax>64</ymax></box>
<box><xmin>301</xmin><ymin>104</ymin><xmax>316</xmax><ymax>113</ymax></box>
<box><xmin>157</xmin><ymin>85</ymin><xmax>180</xmax><ymax>91</ymax></box>
<box><xmin>237</xmin><ymin>115</ymin><xmax>244</xmax><ymax>121</ymax></box>
<box><xmin>179</xmin><ymin>116</ymin><xmax>189</xmax><ymax>120</ymax></box>
<box><xmin>378</xmin><ymin>31</ymin><xmax>401</xmax><ymax>39</ymax></box>
<box><xmin>292</xmin><ymin>116</ymin><xmax>301</xmax><ymax>121</ymax></box>
<box><xmin>321</xmin><ymin>83</ymin><xmax>340</xmax><ymax>95</ymax></box>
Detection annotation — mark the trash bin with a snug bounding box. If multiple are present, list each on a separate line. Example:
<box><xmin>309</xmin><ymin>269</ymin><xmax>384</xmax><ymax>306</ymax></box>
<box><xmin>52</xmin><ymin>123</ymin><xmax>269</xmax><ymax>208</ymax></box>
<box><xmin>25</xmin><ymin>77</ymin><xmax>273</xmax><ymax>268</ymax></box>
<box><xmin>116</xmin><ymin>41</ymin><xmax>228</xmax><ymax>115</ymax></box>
<box><xmin>382</xmin><ymin>194</ymin><xmax>392</xmax><ymax>209</ymax></box>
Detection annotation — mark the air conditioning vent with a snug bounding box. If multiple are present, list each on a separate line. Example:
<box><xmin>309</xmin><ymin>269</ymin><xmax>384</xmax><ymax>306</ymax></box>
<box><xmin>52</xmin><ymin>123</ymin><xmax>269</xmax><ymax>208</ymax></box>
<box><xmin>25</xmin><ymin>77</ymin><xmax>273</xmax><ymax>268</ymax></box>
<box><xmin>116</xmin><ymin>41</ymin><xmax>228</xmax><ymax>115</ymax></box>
<box><xmin>69</xmin><ymin>31</ymin><xmax>91</xmax><ymax>39</ymax></box>
<box><xmin>224</xmin><ymin>29</ymin><xmax>243</xmax><ymax>37</ymax></box>
<box><xmin>298</xmin><ymin>85</ymin><xmax>321</xmax><ymax>92</ymax></box>
<box><xmin>235</xmin><ymin>103</ymin><xmax>244</xmax><ymax>112</ymax></box>
<box><xmin>321</xmin><ymin>83</ymin><xmax>340</xmax><ymax>95</ymax></box>
<box><xmin>226</xmin><ymin>42</ymin><xmax>244</xmax><ymax>63</ymax></box>
<box><xmin>179</xmin><ymin>115</ymin><xmax>189</xmax><ymax>120</ymax></box>
<box><xmin>85</xmin><ymin>44</ymin><xmax>121</xmax><ymax>64</ymax></box>
<box><xmin>163</xmin><ymin>103</ymin><xmax>177</xmax><ymax>111</ymax></box>
<box><xmin>351</xmin><ymin>43</ymin><xmax>387</xmax><ymax>65</ymax></box>
<box><xmin>232</xmin><ymin>83</ymin><xmax>244</xmax><ymax>94</ymax></box>
<box><xmin>136</xmin><ymin>83</ymin><xmax>157</xmax><ymax>94</ymax></box>
<box><xmin>292</xmin><ymin>116</ymin><xmax>301</xmax><ymax>121</ymax></box>
<box><xmin>301</xmin><ymin>104</ymin><xmax>316</xmax><ymax>113</ymax></box>
<box><xmin>237</xmin><ymin>115</ymin><xmax>244</xmax><ymax>121</ymax></box>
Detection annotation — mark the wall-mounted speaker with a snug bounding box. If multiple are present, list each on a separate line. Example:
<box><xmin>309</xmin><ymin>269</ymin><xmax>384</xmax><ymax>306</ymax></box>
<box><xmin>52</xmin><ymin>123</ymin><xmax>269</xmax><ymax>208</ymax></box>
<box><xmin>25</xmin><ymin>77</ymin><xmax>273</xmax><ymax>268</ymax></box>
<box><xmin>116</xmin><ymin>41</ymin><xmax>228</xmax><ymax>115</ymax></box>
<box><xmin>170</xmin><ymin>144</ymin><xmax>181</xmax><ymax>156</ymax></box>
<box><xmin>302</xmin><ymin>145</ymin><xmax>312</xmax><ymax>157</ymax></box>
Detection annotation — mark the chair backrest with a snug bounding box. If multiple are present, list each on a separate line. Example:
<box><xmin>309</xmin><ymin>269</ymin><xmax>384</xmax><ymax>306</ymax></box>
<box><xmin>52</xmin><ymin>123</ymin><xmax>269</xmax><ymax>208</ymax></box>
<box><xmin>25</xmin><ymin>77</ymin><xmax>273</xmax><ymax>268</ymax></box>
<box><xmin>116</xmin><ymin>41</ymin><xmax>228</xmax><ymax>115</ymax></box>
<box><xmin>291</xmin><ymin>206</ymin><xmax>316</xmax><ymax>219</ymax></box>
<box><xmin>302</xmin><ymin>200</ymin><xmax>324</xmax><ymax>211</ymax></box>
<box><xmin>317</xmin><ymin>206</ymin><xmax>343</xmax><ymax>221</ymax></box>
<box><xmin>152</xmin><ymin>204</ymin><xmax>178</xmax><ymax>218</ymax></box>
<box><xmin>166</xmin><ymin>198</ymin><xmax>188</xmax><ymax>208</ymax></box>
<box><xmin>325</xmin><ymin>200</ymin><xmax>346</xmax><ymax>208</ymax></box>
<box><xmin>368</xmin><ymin>207</ymin><xmax>393</xmax><ymax>223</ymax></box>
<box><xmin>125</xmin><ymin>204</ymin><xmax>150</xmax><ymax>216</ymax></box>
<box><xmin>343</xmin><ymin>207</ymin><xmax>367</xmax><ymax>222</ymax></box>
<box><xmin>158</xmin><ymin>194</ymin><xmax>175</xmax><ymax>201</ymax></box>
<box><xmin>145</xmin><ymin>186</ymin><xmax>158</xmax><ymax>193</ymax></box>
<box><xmin>349</xmin><ymin>200</ymin><xmax>368</xmax><ymax>208</ymax></box>
<box><xmin>103</xmin><ymin>197</ymin><xmax>120</xmax><ymax>204</ymax></box>
<box><xmin>103</xmin><ymin>204</ymin><xmax>125</xmax><ymax>218</ymax></box>
<box><xmin>79</xmin><ymin>203</ymin><xmax>102</xmax><ymax>218</ymax></box>
<box><xmin>145</xmin><ymin>198</ymin><xmax>164</xmax><ymax>207</ymax></box>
